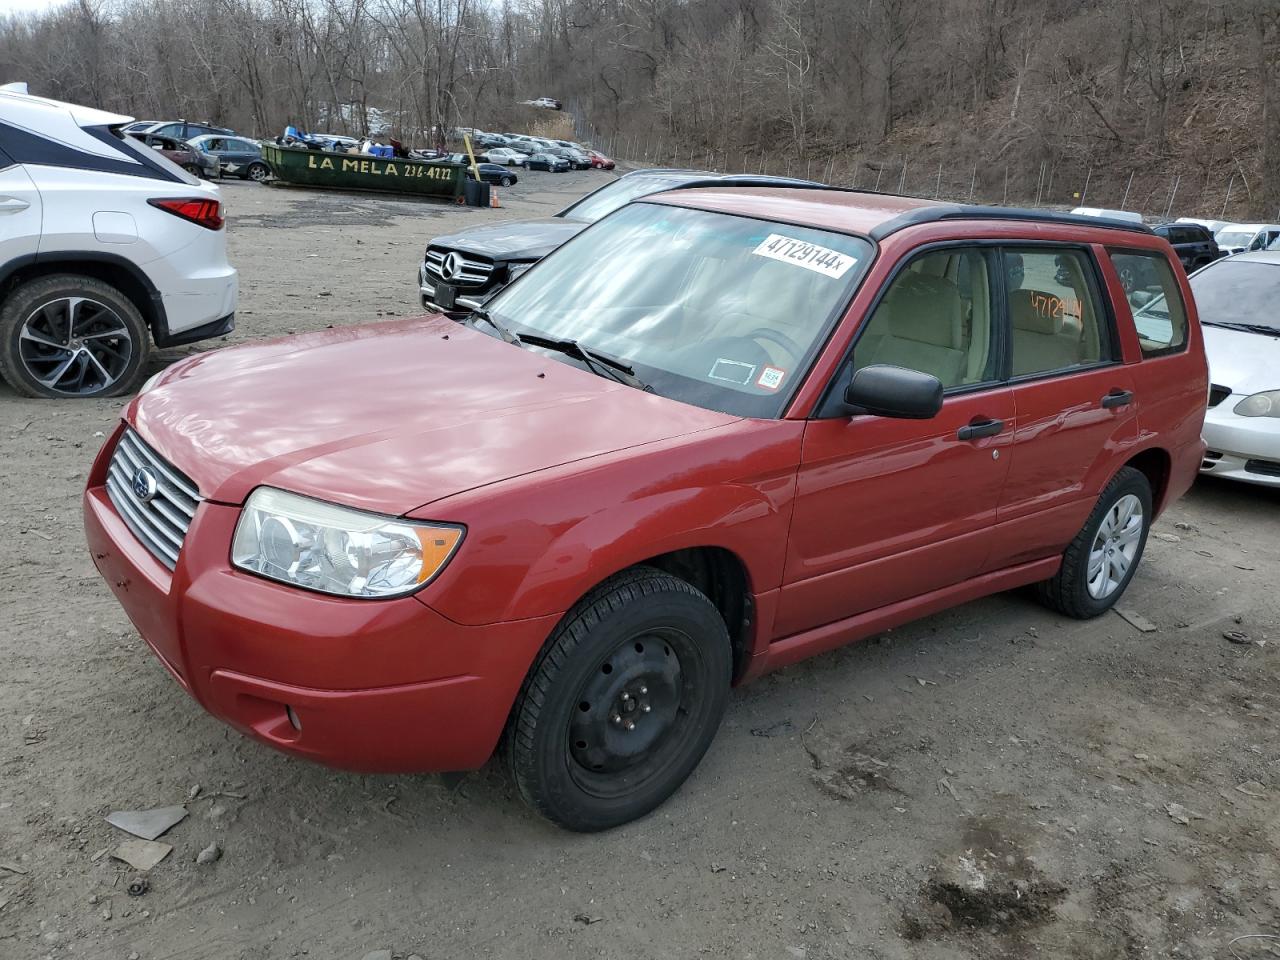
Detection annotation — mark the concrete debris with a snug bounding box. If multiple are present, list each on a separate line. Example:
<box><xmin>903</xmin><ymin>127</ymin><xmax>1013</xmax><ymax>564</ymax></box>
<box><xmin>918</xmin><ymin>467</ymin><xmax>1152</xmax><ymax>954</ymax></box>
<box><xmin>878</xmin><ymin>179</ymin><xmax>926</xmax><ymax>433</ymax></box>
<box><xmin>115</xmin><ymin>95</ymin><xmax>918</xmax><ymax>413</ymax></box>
<box><xmin>112</xmin><ymin>839</ymin><xmax>171</xmax><ymax>872</ymax></box>
<box><xmin>1114</xmin><ymin>608</ymin><xmax>1158</xmax><ymax>633</ymax></box>
<box><xmin>196</xmin><ymin>843</ymin><xmax>222</xmax><ymax>865</ymax></box>
<box><xmin>105</xmin><ymin>806</ymin><xmax>187</xmax><ymax>841</ymax></box>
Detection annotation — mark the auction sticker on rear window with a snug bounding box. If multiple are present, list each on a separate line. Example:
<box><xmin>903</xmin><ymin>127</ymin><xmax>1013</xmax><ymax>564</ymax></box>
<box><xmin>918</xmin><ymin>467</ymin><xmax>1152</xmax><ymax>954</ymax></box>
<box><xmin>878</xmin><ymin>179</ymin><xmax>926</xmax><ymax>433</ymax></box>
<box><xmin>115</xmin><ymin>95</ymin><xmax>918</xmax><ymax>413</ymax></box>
<box><xmin>752</xmin><ymin>234</ymin><xmax>857</xmax><ymax>279</ymax></box>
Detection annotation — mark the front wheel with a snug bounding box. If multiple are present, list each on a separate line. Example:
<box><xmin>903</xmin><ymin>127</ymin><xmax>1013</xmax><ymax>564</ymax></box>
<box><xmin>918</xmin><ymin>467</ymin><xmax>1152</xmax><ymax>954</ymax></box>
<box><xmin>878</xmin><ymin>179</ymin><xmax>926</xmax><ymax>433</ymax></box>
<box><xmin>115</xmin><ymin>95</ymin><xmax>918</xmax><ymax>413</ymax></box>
<box><xmin>505</xmin><ymin>567</ymin><xmax>732</xmax><ymax>832</ymax></box>
<box><xmin>0</xmin><ymin>274</ymin><xmax>150</xmax><ymax>398</ymax></box>
<box><xmin>1035</xmin><ymin>466</ymin><xmax>1152</xmax><ymax>618</ymax></box>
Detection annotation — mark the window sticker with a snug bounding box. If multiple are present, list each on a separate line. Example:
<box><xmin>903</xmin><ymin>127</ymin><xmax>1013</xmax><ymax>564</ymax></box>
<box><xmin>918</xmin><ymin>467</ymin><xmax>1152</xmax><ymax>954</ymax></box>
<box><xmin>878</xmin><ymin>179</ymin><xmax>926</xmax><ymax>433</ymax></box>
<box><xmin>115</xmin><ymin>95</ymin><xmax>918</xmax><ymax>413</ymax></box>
<box><xmin>757</xmin><ymin>366</ymin><xmax>786</xmax><ymax>391</ymax></box>
<box><xmin>752</xmin><ymin>233</ymin><xmax>857</xmax><ymax>279</ymax></box>
<box><xmin>708</xmin><ymin>358</ymin><xmax>756</xmax><ymax>385</ymax></box>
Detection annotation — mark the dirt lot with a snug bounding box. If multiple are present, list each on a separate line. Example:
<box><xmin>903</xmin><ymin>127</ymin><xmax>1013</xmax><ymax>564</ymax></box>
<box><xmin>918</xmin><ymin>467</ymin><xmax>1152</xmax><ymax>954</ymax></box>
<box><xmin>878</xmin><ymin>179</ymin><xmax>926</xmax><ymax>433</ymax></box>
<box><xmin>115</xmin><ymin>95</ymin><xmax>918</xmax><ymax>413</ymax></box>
<box><xmin>1</xmin><ymin>170</ymin><xmax>1278</xmax><ymax>960</ymax></box>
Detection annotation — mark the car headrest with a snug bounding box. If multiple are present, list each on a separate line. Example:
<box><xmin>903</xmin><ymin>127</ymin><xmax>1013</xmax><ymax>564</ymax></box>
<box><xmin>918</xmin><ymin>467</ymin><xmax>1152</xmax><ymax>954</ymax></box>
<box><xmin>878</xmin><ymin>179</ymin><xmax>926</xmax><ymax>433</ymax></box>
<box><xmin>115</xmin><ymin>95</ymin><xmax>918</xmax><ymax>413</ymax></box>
<box><xmin>1009</xmin><ymin>289</ymin><xmax>1065</xmax><ymax>335</ymax></box>
<box><xmin>883</xmin><ymin>273</ymin><xmax>962</xmax><ymax>348</ymax></box>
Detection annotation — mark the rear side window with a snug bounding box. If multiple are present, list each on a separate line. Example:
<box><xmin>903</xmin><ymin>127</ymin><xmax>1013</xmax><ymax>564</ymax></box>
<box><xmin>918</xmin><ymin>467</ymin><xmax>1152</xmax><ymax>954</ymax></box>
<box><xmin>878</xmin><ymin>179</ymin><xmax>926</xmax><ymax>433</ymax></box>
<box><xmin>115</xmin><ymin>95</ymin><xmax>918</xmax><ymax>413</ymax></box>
<box><xmin>1110</xmin><ymin>250</ymin><xmax>1188</xmax><ymax>356</ymax></box>
<box><xmin>1003</xmin><ymin>247</ymin><xmax>1111</xmax><ymax>377</ymax></box>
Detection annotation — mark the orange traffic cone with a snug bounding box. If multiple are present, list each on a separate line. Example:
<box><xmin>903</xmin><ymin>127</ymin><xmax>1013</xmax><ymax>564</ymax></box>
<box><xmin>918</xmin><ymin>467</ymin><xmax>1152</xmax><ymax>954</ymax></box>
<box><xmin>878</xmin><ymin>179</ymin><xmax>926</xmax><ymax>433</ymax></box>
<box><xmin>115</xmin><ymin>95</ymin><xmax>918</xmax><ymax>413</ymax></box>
<box><xmin>489</xmin><ymin>188</ymin><xmax>501</xmax><ymax>209</ymax></box>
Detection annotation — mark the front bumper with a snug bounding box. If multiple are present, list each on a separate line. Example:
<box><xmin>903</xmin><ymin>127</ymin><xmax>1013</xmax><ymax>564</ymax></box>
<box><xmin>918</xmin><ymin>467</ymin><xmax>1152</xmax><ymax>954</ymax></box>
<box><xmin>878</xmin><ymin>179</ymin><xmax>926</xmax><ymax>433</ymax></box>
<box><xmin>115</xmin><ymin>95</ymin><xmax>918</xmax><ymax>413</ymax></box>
<box><xmin>83</xmin><ymin>431</ymin><xmax>558</xmax><ymax>772</ymax></box>
<box><xmin>1201</xmin><ymin>399</ymin><xmax>1280</xmax><ymax>487</ymax></box>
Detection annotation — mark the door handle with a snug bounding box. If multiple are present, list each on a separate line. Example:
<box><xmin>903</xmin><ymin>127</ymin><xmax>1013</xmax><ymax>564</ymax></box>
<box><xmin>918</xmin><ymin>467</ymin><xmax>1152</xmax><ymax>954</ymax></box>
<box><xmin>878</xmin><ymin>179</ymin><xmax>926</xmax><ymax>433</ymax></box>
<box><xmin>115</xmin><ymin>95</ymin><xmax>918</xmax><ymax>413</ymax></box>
<box><xmin>957</xmin><ymin>417</ymin><xmax>1005</xmax><ymax>441</ymax></box>
<box><xmin>0</xmin><ymin>196</ymin><xmax>30</xmax><ymax>214</ymax></box>
<box><xmin>1101</xmin><ymin>389</ymin><xmax>1134</xmax><ymax>409</ymax></box>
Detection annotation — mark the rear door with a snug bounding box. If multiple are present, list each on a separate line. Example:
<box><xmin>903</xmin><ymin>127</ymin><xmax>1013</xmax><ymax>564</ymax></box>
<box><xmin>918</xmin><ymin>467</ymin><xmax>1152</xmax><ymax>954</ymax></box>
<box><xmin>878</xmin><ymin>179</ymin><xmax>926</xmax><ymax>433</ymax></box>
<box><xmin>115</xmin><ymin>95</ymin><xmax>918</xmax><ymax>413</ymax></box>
<box><xmin>777</xmin><ymin>245</ymin><xmax>1013</xmax><ymax>637</ymax></box>
<box><xmin>985</xmin><ymin>245</ymin><xmax>1138</xmax><ymax>570</ymax></box>
<box><xmin>0</xmin><ymin>156</ymin><xmax>42</xmax><ymax>270</ymax></box>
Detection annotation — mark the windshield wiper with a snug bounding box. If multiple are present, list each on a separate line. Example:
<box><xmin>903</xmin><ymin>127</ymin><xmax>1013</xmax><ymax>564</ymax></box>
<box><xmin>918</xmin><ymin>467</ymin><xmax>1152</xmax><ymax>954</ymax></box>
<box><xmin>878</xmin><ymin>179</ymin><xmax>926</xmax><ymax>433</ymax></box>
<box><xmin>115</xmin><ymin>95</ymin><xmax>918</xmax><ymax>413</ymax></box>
<box><xmin>517</xmin><ymin>333</ymin><xmax>651</xmax><ymax>391</ymax></box>
<box><xmin>468</xmin><ymin>307</ymin><xmax>520</xmax><ymax>345</ymax></box>
<box><xmin>1203</xmin><ymin>319</ymin><xmax>1280</xmax><ymax>337</ymax></box>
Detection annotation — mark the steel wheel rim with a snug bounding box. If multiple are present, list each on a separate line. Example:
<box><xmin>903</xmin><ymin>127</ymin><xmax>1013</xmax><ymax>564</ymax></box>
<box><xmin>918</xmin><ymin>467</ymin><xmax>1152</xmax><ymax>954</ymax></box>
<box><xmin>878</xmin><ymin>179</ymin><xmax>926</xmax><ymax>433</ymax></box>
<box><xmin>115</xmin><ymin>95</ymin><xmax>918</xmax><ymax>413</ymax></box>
<box><xmin>18</xmin><ymin>296</ymin><xmax>133</xmax><ymax>396</ymax></box>
<box><xmin>566</xmin><ymin>628</ymin><xmax>696</xmax><ymax>799</ymax></box>
<box><xmin>1086</xmin><ymin>493</ymin><xmax>1143</xmax><ymax>599</ymax></box>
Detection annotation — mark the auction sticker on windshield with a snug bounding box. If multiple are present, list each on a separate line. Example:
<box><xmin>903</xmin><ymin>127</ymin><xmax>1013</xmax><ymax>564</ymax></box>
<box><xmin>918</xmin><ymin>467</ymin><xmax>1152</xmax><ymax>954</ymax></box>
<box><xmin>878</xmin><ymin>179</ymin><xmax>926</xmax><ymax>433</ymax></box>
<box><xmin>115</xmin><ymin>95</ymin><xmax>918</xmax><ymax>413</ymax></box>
<box><xmin>752</xmin><ymin>234</ymin><xmax>857</xmax><ymax>279</ymax></box>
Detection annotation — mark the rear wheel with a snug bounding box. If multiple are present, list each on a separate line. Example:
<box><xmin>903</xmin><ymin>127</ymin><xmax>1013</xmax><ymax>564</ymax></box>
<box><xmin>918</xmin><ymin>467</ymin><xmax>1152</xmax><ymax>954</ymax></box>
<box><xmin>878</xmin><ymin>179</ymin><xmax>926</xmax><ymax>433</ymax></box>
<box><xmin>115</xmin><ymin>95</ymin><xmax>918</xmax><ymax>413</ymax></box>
<box><xmin>1035</xmin><ymin>467</ymin><xmax>1152</xmax><ymax>618</ymax></box>
<box><xmin>182</xmin><ymin>163</ymin><xmax>202</xmax><ymax>177</ymax></box>
<box><xmin>500</xmin><ymin>176</ymin><xmax>514</xmax><ymax>187</ymax></box>
<box><xmin>506</xmin><ymin>567</ymin><xmax>731</xmax><ymax>832</ymax></box>
<box><xmin>0</xmin><ymin>274</ymin><xmax>150</xmax><ymax>399</ymax></box>
<box><xmin>246</xmin><ymin>162</ymin><xmax>270</xmax><ymax>182</ymax></box>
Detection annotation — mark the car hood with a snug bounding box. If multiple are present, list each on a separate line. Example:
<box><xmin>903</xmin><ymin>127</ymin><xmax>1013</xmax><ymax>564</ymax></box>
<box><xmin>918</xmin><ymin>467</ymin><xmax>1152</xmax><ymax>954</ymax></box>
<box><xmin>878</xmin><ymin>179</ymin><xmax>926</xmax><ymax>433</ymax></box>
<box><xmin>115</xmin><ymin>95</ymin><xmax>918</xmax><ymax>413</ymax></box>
<box><xmin>429</xmin><ymin>217</ymin><xmax>585</xmax><ymax>261</ymax></box>
<box><xmin>128</xmin><ymin>315</ymin><xmax>738</xmax><ymax>515</ymax></box>
<box><xmin>1203</xmin><ymin>324</ymin><xmax>1280</xmax><ymax>394</ymax></box>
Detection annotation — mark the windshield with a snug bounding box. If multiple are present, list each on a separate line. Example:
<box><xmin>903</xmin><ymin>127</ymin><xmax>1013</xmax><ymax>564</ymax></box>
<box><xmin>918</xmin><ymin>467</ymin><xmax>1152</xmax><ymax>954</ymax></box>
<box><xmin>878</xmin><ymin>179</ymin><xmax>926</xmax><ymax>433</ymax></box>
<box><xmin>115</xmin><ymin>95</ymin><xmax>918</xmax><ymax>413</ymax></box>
<box><xmin>1215</xmin><ymin>230</ymin><xmax>1253</xmax><ymax>248</ymax></box>
<box><xmin>482</xmin><ymin>202</ymin><xmax>873</xmax><ymax>417</ymax></box>
<box><xmin>560</xmin><ymin>173</ymin><xmax>708</xmax><ymax>224</ymax></box>
<box><xmin>1188</xmin><ymin>259</ymin><xmax>1280</xmax><ymax>333</ymax></box>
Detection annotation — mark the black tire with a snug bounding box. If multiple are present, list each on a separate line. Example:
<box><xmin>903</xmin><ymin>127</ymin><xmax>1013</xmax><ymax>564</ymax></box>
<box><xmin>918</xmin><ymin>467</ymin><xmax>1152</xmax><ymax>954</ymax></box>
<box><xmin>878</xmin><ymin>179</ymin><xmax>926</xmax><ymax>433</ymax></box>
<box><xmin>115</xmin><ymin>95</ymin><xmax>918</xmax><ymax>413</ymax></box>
<box><xmin>505</xmin><ymin>566</ymin><xmax>732</xmax><ymax>832</ymax></box>
<box><xmin>1035</xmin><ymin>467</ymin><xmax>1152</xmax><ymax>619</ymax></box>
<box><xmin>247</xmin><ymin>162</ymin><xmax>270</xmax><ymax>183</ymax></box>
<box><xmin>0</xmin><ymin>274</ymin><xmax>150</xmax><ymax>399</ymax></box>
<box><xmin>183</xmin><ymin>163</ymin><xmax>203</xmax><ymax>176</ymax></box>
<box><xmin>522</xmin><ymin>161</ymin><xmax>531</xmax><ymax>169</ymax></box>
<box><xmin>500</xmin><ymin>176</ymin><xmax>514</xmax><ymax>187</ymax></box>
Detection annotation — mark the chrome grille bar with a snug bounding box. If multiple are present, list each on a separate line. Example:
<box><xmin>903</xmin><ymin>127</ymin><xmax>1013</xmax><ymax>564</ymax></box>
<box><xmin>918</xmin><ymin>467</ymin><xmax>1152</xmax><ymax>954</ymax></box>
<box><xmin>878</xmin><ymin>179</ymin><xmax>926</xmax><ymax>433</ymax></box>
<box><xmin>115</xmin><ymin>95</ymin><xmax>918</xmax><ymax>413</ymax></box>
<box><xmin>104</xmin><ymin>429</ymin><xmax>201</xmax><ymax>571</ymax></box>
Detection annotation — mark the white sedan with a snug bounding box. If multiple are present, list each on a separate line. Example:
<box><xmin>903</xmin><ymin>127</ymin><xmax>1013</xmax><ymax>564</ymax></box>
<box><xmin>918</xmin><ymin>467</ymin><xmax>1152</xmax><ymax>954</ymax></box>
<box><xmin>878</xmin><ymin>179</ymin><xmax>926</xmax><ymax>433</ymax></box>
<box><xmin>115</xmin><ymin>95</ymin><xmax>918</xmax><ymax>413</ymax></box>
<box><xmin>482</xmin><ymin>147</ymin><xmax>529</xmax><ymax>166</ymax></box>
<box><xmin>1188</xmin><ymin>252</ymin><xmax>1280</xmax><ymax>486</ymax></box>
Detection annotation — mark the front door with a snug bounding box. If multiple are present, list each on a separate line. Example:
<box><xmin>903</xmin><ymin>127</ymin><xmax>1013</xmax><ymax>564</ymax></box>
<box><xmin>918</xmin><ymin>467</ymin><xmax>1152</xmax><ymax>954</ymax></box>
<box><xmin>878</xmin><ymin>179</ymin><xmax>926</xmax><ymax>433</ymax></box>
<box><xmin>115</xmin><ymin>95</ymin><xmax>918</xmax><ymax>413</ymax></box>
<box><xmin>776</xmin><ymin>245</ymin><xmax>1013</xmax><ymax>638</ymax></box>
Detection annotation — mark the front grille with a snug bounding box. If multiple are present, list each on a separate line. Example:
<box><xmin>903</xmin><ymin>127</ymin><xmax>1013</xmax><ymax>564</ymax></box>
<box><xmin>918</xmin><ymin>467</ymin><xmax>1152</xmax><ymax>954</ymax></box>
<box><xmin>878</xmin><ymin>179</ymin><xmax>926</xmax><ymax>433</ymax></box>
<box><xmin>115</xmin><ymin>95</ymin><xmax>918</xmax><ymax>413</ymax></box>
<box><xmin>424</xmin><ymin>246</ymin><xmax>495</xmax><ymax>288</ymax></box>
<box><xmin>1208</xmin><ymin>384</ymin><xmax>1231</xmax><ymax>408</ymax></box>
<box><xmin>1245</xmin><ymin>458</ymin><xmax>1280</xmax><ymax>478</ymax></box>
<box><xmin>105</xmin><ymin>429</ymin><xmax>201</xmax><ymax>570</ymax></box>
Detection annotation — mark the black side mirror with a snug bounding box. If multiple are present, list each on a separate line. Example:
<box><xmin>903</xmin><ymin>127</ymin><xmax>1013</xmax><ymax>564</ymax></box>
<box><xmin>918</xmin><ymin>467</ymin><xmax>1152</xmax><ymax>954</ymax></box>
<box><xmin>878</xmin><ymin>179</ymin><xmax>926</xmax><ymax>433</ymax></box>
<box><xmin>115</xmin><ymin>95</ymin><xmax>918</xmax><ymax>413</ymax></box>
<box><xmin>845</xmin><ymin>364</ymin><xmax>944</xmax><ymax>419</ymax></box>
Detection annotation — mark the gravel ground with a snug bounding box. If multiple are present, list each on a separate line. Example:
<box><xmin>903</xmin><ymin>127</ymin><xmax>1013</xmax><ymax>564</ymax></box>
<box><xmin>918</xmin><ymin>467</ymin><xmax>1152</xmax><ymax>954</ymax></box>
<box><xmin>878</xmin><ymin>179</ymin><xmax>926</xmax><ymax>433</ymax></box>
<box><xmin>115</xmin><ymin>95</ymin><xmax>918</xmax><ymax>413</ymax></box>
<box><xmin>1</xmin><ymin>170</ymin><xmax>1277</xmax><ymax>960</ymax></box>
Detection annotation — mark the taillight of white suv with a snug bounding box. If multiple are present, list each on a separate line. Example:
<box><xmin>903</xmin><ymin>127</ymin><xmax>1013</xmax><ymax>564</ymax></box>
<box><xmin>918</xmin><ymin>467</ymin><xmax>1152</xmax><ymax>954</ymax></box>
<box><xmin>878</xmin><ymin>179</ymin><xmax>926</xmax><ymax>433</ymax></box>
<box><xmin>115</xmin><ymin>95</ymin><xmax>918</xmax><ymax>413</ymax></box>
<box><xmin>147</xmin><ymin>197</ymin><xmax>225</xmax><ymax>230</ymax></box>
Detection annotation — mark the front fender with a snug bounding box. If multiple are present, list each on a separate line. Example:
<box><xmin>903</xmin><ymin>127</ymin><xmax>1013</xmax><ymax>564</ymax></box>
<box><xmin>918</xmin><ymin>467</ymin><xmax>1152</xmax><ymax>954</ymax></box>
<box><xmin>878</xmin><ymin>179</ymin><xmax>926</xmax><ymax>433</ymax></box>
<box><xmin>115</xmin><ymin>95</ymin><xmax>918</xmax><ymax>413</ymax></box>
<box><xmin>416</xmin><ymin>420</ymin><xmax>803</xmax><ymax>626</ymax></box>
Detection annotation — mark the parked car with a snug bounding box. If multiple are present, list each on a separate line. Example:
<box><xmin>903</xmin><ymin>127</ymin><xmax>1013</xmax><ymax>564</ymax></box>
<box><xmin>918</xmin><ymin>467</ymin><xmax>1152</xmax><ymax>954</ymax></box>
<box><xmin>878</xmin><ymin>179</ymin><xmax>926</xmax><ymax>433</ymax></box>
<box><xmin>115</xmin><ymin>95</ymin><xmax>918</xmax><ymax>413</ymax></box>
<box><xmin>87</xmin><ymin>188</ymin><xmax>1206</xmax><ymax>831</ymax></box>
<box><xmin>1175</xmin><ymin>216</ymin><xmax>1228</xmax><ymax>235</ymax></box>
<box><xmin>134</xmin><ymin>134</ymin><xmax>219</xmax><ymax>180</ymax></box>
<box><xmin>525</xmin><ymin>96</ymin><xmax>562</xmax><ymax>109</ymax></box>
<box><xmin>524</xmin><ymin>152</ymin><xmax>570</xmax><ymax>172</ymax></box>
<box><xmin>122</xmin><ymin>120</ymin><xmax>158</xmax><ymax>134</ymax></box>
<box><xmin>419</xmin><ymin>169</ymin><xmax>819</xmax><ymax>317</ymax></box>
<box><xmin>140</xmin><ymin>119</ymin><xmax>235</xmax><ymax>140</ymax></box>
<box><xmin>1214</xmin><ymin>223</ymin><xmax>1280</xmax><ymax>256</ymax></box>
<box><xmin>481</xmin><ymin>147</ymin><xmax>528</xmax><ymax>166</ymax></box>
<box><xmin>1070</xmin><ymin>206</ymin><xmax>1144</xmax><ymax>224</ymax></box>
<box><xmin>1178</xmin><ymin>252</ymin><xmax>1280</xmax><ymax>486</ymax></box>
<box><xmin>187</xmin><ymin>134</ymin><xmax>270</xmax><ymax>181</ymax></box>
<box><xmin>0</xmin><ymin>84</ymin><xmax>236</xmax><ymax>398</ymax></box>
<box><xmin>468</xmin><ymin>162</ymin><xmax>518</xmax><ymax>187</ymax></box>
<box><xmin>558</xmin><ymin>148</ymin><xmax>593</xmax><ymax>170</ymax></box>
<box><xmin>1151</xmin><ymin>222</ymin><xmax>1222</xmax><ymax>271</ymax></box>
<box><xmin>473</xmin><ymin>132</ymin><xmax>511</xmax><ymax>149</ymax></box>
<box><xmin>587</xmin><ymin>149</ymin><xmax>615</xmax><ymax>170</ymax></box>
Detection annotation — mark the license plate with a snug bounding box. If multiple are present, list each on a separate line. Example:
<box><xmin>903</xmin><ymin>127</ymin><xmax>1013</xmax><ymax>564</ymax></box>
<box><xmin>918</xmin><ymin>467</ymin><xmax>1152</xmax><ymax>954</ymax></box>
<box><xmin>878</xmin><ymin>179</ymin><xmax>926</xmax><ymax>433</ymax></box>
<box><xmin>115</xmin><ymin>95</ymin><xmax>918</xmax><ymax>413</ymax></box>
<box><xmin>435</xmin><ymin>283</ymin><xmax>457</xmax><ymax>310</ymax></box>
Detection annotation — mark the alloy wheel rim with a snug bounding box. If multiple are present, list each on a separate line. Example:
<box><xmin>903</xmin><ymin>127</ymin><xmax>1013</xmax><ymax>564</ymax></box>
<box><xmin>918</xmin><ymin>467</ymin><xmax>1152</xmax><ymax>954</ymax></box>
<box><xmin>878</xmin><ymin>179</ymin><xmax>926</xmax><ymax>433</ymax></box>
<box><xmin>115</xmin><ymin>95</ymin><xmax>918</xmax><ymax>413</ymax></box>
<box><xmin>18</xmin><ymin>296</ymin><xmax>133</xmax><ymax>396</ymax></box>
<box><xmin>566</xmin><ymin>629</ymin><xmax>694</xmax><ymax>798</ymax></box>
<box><xmin>250</xmin><ymin>164</ymin><xmax>268</xmax><ymax>181</ymax></box>
<box><xmin>1086</xmin><ymin>493</ymin><xmax>1144</xmax><ymax>599</ymax></box>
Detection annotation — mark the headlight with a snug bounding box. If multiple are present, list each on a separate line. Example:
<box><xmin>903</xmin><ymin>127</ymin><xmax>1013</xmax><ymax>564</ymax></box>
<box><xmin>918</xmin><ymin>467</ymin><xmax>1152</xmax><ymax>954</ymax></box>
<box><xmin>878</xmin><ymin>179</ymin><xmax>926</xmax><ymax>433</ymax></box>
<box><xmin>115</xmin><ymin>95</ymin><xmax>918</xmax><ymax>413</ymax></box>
<box><xmin>506</xmin><ymin>261</ymin><xmax>535</xmax><ymax>282</ymax></box>
<box><xmin>1233</xmin><ymin>390</ymin><xmax>1280</xmax><ymax>418</ymax></box>
<box><xmin>231</xmin><ymin>487</ymin><xmax>463</xmax><ymax>598</ymax></box>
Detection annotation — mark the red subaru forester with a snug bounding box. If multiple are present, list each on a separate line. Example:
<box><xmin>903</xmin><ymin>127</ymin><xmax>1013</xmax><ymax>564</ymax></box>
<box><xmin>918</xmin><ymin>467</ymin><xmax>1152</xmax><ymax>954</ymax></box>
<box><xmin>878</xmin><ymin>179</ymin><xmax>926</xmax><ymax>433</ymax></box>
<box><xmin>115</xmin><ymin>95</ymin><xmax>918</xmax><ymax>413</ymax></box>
<box><xmin>85</xmin><ymin>187</ymin><xmax>1207</xmax><ymax>831</ymax></box>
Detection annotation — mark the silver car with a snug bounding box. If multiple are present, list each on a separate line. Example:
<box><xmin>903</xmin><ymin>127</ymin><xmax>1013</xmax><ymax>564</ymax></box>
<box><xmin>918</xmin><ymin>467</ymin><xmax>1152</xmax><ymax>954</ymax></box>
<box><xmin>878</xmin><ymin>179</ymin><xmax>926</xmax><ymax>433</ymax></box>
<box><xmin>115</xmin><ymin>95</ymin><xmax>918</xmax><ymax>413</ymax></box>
<box><xmin>1186</xmin><ymin>252</ymin><xmax>1280</xmax><ymax>486</ymax></box>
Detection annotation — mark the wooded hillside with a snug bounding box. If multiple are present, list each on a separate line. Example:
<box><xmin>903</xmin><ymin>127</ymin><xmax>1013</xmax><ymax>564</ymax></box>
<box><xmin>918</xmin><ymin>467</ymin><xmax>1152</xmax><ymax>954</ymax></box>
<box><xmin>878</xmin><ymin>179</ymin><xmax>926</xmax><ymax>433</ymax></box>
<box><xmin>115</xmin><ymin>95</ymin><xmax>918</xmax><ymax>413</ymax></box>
<box><xmin>2</xmin><ymin>0</ymin><xmax>1276</xmax><ymax>219</ymax></box>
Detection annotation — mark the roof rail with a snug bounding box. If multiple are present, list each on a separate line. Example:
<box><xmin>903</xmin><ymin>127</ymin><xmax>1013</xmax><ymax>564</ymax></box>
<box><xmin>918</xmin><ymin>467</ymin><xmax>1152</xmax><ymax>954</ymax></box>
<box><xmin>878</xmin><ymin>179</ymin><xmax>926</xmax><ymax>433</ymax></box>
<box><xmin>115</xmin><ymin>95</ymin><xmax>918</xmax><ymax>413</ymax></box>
<box><xmin>869</xmin><ymin>203</ymin><xmax>1154</xmax><ymax>239</ymax></box>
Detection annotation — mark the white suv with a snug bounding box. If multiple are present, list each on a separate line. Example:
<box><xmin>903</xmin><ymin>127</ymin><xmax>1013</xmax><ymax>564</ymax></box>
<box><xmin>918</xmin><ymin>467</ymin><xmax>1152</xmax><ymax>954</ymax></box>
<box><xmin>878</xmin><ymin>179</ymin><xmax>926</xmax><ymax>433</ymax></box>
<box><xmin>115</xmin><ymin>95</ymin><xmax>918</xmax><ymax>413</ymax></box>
<box><xmin>0</xmin><ymin>83</ymin><xmax>237</xmax><ymax>398</ymax></box>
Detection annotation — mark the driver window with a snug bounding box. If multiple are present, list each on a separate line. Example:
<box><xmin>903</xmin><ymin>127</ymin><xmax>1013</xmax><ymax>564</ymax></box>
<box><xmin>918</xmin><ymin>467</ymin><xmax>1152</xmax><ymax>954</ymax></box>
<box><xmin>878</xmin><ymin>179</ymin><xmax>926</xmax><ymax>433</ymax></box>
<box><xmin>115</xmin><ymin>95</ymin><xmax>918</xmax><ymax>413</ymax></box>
<box><xmin>853</xmin><ymin>247</ymin><xmax>996</xmax><ymax>389</ymax></box>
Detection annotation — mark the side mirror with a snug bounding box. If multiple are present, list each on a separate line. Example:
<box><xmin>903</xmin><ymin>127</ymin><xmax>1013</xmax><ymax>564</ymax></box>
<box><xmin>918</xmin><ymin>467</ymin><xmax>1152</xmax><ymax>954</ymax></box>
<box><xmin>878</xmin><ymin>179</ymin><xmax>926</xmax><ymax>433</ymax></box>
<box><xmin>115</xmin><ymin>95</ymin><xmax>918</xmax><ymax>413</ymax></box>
<box><xmin>845</xmin><ymin>364</ymin><xmax>943</xmax><ymax>419</ymax></box>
